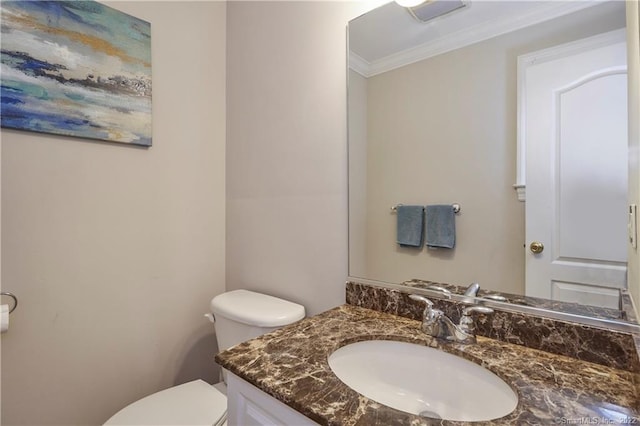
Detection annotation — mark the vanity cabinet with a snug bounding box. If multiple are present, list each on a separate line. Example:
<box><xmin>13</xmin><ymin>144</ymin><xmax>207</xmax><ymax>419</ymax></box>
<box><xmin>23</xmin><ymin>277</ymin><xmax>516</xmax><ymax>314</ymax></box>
<box><xmin>227</xmin><ymin>372</ymin><xmax>319</xmax><ymax>426</ymax></box>
<box><xmin>217</xmin><ymin>305</ymin><xmax>640</xmax><ymax>426</ymax></box>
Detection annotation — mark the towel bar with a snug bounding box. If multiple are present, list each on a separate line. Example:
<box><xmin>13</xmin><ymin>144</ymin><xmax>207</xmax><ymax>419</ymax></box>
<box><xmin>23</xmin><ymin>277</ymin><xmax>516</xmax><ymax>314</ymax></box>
<box><xmin>391</xmin><ymin>203</ymin><xmax>461</xmax><ymax>214</ymax></box>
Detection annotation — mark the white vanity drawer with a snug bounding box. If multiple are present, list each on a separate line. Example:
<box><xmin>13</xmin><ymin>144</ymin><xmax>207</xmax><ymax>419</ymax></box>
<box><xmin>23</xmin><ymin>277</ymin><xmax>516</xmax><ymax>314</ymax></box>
<box><xmin>227</xmin><ymin>372</ymin><xmax>319</xmax><ymax>426</ymax></box>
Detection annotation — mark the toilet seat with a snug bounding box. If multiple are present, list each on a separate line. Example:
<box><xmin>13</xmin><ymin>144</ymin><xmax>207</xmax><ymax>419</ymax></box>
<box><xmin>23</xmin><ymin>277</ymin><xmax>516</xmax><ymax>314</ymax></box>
<box><xmin>104</xmin><ymin>380</ymin><xmax>227</xmax><ymax>425</ymax></box>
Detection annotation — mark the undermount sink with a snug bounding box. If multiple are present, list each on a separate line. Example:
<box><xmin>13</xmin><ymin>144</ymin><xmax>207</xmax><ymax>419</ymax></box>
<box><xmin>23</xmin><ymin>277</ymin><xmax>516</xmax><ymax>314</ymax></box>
<box><xmin>328</xmin><ymin>340</ymin><xmax>518</xmax><ymax>422</ymax></box>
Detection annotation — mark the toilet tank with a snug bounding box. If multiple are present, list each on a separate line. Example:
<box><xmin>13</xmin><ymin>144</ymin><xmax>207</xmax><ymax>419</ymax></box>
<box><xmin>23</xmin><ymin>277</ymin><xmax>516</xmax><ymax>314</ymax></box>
<box><xmin>210</xmin><ymin>290</ymin><xmax>305</xmax><ymax>352</ymax></box>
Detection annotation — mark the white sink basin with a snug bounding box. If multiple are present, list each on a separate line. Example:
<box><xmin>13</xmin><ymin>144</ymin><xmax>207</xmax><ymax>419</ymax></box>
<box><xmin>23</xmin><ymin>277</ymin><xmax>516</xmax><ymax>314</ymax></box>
<box><xmin>328</xmin><ymin>340</ymin><xmax>518</xmax><ymax>422</ymax></box>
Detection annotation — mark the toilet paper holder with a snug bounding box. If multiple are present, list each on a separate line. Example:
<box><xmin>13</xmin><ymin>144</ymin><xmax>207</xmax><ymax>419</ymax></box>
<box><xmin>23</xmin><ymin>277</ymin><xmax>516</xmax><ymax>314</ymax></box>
<box><xmin>1</xmin><ymin>292</ymin><xmax>18</xmax><ymax>314</ymax></box>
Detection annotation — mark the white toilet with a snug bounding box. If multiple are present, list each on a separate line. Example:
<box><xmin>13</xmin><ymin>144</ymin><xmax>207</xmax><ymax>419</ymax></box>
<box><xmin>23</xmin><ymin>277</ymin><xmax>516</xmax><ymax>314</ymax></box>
<box><xmin>104</xmin><ymin>290</ymin><xmax>305</xmax><ymax>426</ymax></box>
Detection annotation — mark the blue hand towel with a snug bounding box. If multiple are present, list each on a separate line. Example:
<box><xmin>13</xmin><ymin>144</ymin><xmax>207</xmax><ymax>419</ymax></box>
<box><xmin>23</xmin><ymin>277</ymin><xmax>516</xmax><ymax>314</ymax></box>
<box><xmin>426</xmin><ymin>204</ymin><xmax>456</xmax><ymax>249</ymax></box>
<box><xmin>396</xmin><ymin>205</ymin><xmax>424</xmax><ymax>247</ymax></box>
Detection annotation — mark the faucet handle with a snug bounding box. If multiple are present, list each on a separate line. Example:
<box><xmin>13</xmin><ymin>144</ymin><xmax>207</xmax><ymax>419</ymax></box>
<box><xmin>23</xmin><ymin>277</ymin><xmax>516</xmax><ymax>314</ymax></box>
<box><xmin>409</xmin><ymin>294</ymin><xmax>443</xmax><ymax>320</ymax></box>
<box><xmin>481</xmin><ymin>294</ymin><xmax>507</xmax><ymax>302</ymax></box>
<box><xmin>464</xmin><ymin>282</ymin><xmax>481</xmax><ymax>297</ymax></box>
<box><xmin>425</xmin><ymin>285</ymin><xmax>452</xmax><ymax>298</ymax></box>
<box><xmin>462</xmin><ymin>306</ymin><xmax>494</xmax><ymax>316</ymax></box>
<box><xmin>459</xmin><ymin>306</ymin><xmax>494</xmax><ymax>336</ymax></box>
<box><xmin>409</xmin><ymin>294</ymin><xmax>436</xmax><ymax>319</ymax></box>
<box><xmin>409</xmin><ymin>294</ymin><xmax>433</xmax><ymax>307</ymax></box>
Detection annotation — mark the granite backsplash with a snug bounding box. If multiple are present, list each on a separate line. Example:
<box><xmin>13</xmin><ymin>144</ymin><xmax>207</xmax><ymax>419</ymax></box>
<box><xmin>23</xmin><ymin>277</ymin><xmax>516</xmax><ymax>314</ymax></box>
<box><xmin>346</xmin><ymin>281</ymin><xmax>640</xmax><ymax>373</ymax></box>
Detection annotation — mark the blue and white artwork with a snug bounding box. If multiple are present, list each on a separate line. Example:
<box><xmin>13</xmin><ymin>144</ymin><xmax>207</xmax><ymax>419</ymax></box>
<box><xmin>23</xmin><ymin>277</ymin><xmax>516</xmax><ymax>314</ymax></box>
<box><xmin>1</xmin><ymin>1</ymin><xmax>152</xmax><ymax>146</ymax></box>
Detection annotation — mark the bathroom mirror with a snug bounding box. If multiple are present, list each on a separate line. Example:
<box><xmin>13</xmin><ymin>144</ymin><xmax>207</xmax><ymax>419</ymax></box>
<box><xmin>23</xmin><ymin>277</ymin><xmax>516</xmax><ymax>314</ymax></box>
<box><xmin>347</xmin><ymin>0</ymin><xmax>640</xmax><ymax>328</ymax></box>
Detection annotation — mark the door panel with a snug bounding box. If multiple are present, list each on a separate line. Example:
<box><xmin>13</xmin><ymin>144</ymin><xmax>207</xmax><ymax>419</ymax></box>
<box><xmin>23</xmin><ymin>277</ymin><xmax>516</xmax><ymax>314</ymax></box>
<box><xmin>551</xmin><ymin>281</ymin><xmax>621</xmax><ymax>308</ymax></box>
<box><xmin>524</xmin><ymin>29</ymin><xmax>628</xmax><ymax>302</ymax></box>
<box><xmin>558</xmin><ymin>73</ymin><xmax>628</xmax><ymax>262</ymax></box>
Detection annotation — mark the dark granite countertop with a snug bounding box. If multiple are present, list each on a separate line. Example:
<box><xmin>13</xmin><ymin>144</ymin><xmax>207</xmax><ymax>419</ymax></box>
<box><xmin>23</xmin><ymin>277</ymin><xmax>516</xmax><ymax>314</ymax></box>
<box><xmin>215</xmin><ymin>304</ymin><xmax>640</xmax><ymax>425</ymax></box>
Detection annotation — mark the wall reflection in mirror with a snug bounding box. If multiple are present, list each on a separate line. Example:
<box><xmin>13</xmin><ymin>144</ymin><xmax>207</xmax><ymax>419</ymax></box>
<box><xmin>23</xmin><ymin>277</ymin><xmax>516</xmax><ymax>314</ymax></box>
<box><xmin>347</xmin><ymin>0</ymin><xmax>638</xmax><ymax>324</ymax></box>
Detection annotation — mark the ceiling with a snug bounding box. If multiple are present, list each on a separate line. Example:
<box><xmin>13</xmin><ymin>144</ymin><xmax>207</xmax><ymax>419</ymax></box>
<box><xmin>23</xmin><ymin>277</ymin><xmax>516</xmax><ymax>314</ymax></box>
<box><xmin>348</xmin><ymin>0</ymin><xmax>615</xmax><ymax>77</ymax></box>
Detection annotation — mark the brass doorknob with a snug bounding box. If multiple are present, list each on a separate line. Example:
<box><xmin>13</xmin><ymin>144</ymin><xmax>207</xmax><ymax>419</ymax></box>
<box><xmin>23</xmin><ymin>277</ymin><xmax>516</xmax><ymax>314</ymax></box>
<box><xmin>530</xmin><ymin>241</ymin><xmax>544</xmax><ymax>254</ymax></box>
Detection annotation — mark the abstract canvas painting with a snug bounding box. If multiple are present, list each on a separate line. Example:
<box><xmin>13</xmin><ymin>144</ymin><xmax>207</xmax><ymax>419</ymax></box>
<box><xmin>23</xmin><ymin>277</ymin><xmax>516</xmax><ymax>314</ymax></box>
<box><xmin>1</xmin><ymin>1</ymin><xmax>152</xmax><ymax>146</ymax></box>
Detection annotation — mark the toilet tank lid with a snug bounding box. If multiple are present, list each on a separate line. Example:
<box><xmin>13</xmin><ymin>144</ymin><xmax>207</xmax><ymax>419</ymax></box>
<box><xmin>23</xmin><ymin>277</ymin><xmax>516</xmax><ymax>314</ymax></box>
<box><xmin>210</xmin><ymin>290</ymin><xmax>305</xmax><ymax>327</ymax></box>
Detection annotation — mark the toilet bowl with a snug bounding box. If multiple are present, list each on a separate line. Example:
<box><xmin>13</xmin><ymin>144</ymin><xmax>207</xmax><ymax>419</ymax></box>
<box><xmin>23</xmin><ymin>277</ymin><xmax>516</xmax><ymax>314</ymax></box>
<box><xmin>104</xmin><ymin>380</ymin><xmax>228</xmax><ymax>426</ymax></box>
<box><xmin>104</xmin><ymin>290</ymin><xmax>305</xmax><ymax>425</ymax></box>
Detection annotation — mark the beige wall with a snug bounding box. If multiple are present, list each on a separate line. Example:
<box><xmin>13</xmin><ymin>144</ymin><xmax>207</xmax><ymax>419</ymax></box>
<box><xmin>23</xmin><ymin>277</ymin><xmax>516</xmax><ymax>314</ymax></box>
<box><xmin>225</xmin><ymin>1</ymin><xmax>377</xmax><ymax>316</ymax></box>
<box><xmin>348</xmin><ymin>69</ymin><xmax>368</xmax><ymax>278</ymax></box>
<box><xmin>357</xmin><ymin>4</ymin><xmax>624</xmax><ymax>294</ymax></box>
<box><xmin>1</xmin><ymin>2</ymin><xmax>226</xmax><ymax>424</ymax></box>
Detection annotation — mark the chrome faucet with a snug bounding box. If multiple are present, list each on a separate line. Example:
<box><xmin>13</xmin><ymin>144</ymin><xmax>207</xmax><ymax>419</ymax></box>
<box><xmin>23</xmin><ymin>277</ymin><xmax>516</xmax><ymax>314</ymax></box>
<box><xmin>464</xmin><ymin>282</ymin><xmax>480</xmax><ymax>297</ymax></box>
<box><xmin>409</xmin><ymin>294</ymin><xmax>493</xmax><ymax>344</ymax></box>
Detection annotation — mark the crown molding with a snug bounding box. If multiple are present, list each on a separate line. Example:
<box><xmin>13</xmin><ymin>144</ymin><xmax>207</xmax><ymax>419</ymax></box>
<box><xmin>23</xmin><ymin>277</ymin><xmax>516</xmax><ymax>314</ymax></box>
<box><xmin>348</xmin><ymin>51</ymin><xmax>371</xmax><ymax>77</ymax></box>
<box><xmin>349</xmin><ymin>2</ymin><xmax>601</xmax><ymax>77</ymax></box>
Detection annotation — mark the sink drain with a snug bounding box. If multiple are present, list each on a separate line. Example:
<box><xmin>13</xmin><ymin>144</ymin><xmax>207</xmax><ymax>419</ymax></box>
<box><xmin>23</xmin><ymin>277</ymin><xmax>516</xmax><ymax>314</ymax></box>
<box><xmin>418</xmin><ymin>410</ymin><xmax>442</xmax><ymax>420</ymax></box>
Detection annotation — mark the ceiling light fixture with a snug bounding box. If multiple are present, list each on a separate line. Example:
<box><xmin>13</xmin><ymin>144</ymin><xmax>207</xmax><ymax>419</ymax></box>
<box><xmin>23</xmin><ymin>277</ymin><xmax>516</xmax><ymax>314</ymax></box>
<box><xmin>407</xmin><ymin>0</ymin><xmax>468</xmax><ymax>23</ymax></box>
<box><xmin>395</xmin><ymin>0</ymin><xmax>428</xmax><ymax>8</ymax></box>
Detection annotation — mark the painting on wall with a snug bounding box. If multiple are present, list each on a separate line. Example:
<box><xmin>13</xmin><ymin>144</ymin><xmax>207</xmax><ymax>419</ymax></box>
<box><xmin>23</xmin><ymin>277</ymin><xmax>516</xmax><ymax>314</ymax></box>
<box><xmin>0</xmin><ymin>1</ymin><xmax>152</xmax><ymax>146</ymax></box>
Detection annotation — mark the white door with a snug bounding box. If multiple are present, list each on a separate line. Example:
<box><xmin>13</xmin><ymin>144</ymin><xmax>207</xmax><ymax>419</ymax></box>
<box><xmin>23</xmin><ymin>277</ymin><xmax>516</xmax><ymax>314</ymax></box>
<box><xmin>524</xmin><ymin>29</ymin><xmax>628</xmax><ymax>309</ymax></box>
